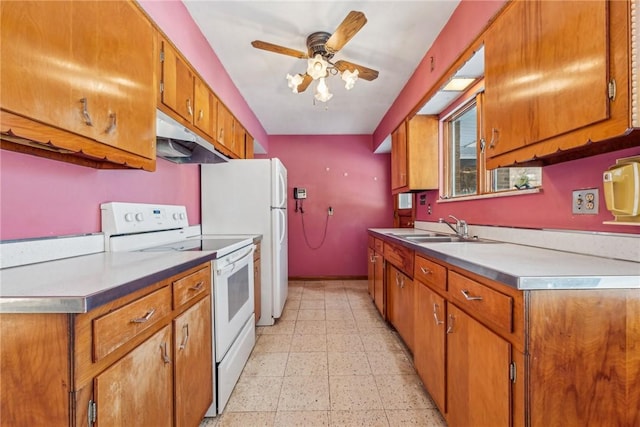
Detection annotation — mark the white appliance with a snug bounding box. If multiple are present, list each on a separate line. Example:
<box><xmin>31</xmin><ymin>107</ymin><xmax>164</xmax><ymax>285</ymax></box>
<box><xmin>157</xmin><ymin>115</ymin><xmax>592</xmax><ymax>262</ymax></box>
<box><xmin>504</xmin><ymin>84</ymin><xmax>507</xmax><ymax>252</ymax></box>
<box><xmin>201</xmin><ymin>158</ymin><xmax>288</xmax><ymax>326</ymax></box>
<box><xmin>100</xmin><ymin>202</ymin><xmax>255</xmax><ymax>416</ymax></box>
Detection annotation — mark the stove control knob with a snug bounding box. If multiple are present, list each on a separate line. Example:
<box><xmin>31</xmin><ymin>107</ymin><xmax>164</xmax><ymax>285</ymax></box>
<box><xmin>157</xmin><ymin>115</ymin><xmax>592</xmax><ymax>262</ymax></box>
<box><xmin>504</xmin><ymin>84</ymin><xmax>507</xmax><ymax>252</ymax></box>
<box><xmin>173</xmin><ymin>213</ymin><xmax>180</xmax><ymax>220</ymax></box>
<box><xmin>135</xmin><ymin>213</ymin><xmax>144</xmax><ymax>222</ymax></box>
<box><xmin>124</xmin><ymin>213</ymin><xmax>134</xmax><ymax>222</ymax></box>
<box><xmin>179</xmin><ymin>213</ymin><xmax>186</xmax><ymax>220</ymax></box>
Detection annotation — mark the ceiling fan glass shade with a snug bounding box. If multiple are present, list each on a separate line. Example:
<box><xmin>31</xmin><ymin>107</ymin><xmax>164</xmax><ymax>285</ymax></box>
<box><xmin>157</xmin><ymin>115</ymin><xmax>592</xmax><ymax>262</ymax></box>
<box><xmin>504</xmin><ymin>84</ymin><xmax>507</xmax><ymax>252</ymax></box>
<box><xmin>314</xmin><ymin>77</ymin><xmax>333</xmax><ymax>102</ymax></box>
<box><xmin>307</xmin><ymin>54</ymin><xmax>329</xmax><ymax>80</ymax></box>
<box><xmin>341</xmin><ymin>69</ymin><xmax>359</xmax><ymax>90</ymax></box>
<box><xmin>286</xmin><ymin>73</ymin><xmax>304</xmax><ymax>93</ymax></box>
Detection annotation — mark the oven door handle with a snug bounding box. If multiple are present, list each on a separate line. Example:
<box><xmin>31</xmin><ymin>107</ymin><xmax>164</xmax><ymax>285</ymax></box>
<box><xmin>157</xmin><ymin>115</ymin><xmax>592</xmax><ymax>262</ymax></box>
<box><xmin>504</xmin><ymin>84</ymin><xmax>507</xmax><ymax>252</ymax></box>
<box><xmin>216</xmin><ymin>245</ymin><xmax>254</xmax><ymax>276</ymax></box>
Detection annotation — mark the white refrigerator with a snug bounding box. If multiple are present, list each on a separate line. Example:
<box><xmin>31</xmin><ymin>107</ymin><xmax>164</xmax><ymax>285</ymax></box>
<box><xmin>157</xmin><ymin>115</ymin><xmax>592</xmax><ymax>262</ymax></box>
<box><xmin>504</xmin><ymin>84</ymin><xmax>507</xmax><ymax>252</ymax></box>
<box><xmin>201</xmin><ymin>158</ymin><xmax>288</xmax><ymax>326</ymax></box>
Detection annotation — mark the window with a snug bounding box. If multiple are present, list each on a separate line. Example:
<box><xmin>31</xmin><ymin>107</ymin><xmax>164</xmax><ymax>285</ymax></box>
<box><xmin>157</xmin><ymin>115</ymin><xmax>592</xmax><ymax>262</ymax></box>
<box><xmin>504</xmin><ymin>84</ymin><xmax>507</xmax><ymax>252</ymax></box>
<box><xmin>443</xmin><ymin>91</ymin><xmax>541</xmax><ymax>199</ymax></box>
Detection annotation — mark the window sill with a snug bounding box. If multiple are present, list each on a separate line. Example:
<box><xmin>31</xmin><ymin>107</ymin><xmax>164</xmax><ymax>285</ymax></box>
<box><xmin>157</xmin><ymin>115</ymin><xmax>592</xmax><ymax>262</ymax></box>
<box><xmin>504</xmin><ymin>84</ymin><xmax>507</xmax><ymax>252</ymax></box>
<box><xmin>438</xmin><ymin>187</ymin><xmax>542</xmax><ymax>203</ymax></box>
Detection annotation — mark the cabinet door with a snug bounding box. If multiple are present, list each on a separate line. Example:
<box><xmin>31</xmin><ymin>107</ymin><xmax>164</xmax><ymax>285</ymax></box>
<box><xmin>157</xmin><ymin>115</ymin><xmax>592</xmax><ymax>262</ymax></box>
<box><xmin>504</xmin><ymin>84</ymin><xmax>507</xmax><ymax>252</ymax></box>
<box><xmin>1</xmin><ymin>2</ymin><xmax>74</xmax><ymax>134</ymax></box>
<box><xmin>391</xmin><ymin>122</ymin><xmax>407</xmax><ymax>190</ymax></box>
<box><xmin>232</xmin><ymin>121</ymin><xmax>247</xmax><ymax>158</ymax></box>
<box><xmin>484</xmin><ymin>0</ymin><xmax>609</xmax><ymax>157</ymax></box>
<box><xmin>160</xmin><ymin>39</ymin><xmax>195</xmax><ymax>124</ymax></box>
<box><xmin>216</xmin><ymin>102</ymin><xmax>234</xmax><ymax>149</ymax></box>
<box><xmin>414</xmin><ymin>282</ymin><xmax>446</xmax><ymax>413</ymax></box>
<box><xmin>373</xmin><ymin>250</ymin><xmax>384</xmax><ymax>316</ymax></box>
<box><xmin>446</xmin><ymin>304</ymin><xmax>511</xmax><ymax>427</ymax></box>
<box><xmin>386</xmin><ymin>265</ymin><xmax>413</xmax><ymax>350</ymax></box>
<box><xmin>194</xmin><ymin>77</ymin><xmax>215</xmax><ymax>138</ymax></box>
<box><xmin>94</xmin><ymin>324</ymin><xmax>173</xmax><ymax>427</ymax></box>
<box><xmin>367</xmin><ymin>248</ymin><xmax>376</xmax><ymax>300</ymax></box>
<box><xmin>174</xmin><ymin>296</ymin><xmax>213</xmax><ymax>427</ymax></box>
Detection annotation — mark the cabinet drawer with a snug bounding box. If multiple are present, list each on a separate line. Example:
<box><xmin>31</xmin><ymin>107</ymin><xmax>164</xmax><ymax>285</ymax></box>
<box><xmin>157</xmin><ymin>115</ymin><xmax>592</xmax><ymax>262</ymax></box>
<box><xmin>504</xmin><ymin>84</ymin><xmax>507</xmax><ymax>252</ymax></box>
<box><xmin>449</xmin><ymin>271</ymin><xmax>513</xmax><ymax>334</ymax></box>
<box><xmin>374</xmin><ymin>238</ymin><xmax>384</xmax><ymax>253</ymax></box>
<box><xmin>93</xmin><ymin>286</ymin><xmax>171</xmax><ymax>362</ymax></box>
<box><xmin>384</xmin><ymin>242</ymin><xmax>414</xmax><ymax>277</ymax></box>
<box><xmin>173</xmin><ymin>265</ymin><xmax>211</xmax><ymax>308</ymax></box>
<box><xmin>414</xmin><ymin>255</ymin><xmax>447</xmax><ymax>292</ymax></box>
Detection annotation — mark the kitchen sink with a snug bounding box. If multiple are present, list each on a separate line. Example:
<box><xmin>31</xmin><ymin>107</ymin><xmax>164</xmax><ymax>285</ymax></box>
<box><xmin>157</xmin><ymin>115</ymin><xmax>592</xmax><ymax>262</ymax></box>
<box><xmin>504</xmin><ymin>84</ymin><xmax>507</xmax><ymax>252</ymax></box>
<box><xmin>393</xmin><ymin>233</ymin><xmax>497</xmax><ymax>244</ymax></box>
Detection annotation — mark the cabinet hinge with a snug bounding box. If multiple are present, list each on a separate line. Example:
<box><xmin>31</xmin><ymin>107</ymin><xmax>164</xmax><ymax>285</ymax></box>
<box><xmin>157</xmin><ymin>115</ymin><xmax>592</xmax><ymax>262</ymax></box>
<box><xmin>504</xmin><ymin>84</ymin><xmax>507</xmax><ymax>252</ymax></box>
<box><xmin>509</xmin><ymin>362</ymin><xmax>517</xmax><ymax>383</ymax></box>
<box><xmin>608</xmin><ymin>79</ymin><xmax>616</xmax><ymax>101</ymax></box>
<box><xmin>88</xmin><ymin>399</ymin><xmax>97</xmax><ymax>426</ymax></box>
<box><xmin>159</xmin><ymin>50</ymin><xmax>165</xmax><ymax>62</ymax></box>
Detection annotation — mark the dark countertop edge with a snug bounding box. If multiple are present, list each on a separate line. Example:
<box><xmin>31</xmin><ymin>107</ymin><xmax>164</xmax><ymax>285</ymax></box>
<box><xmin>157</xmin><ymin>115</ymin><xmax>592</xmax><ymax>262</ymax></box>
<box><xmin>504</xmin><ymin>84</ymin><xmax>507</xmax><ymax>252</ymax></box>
<box><xmin>368</xmin><ymin>229</ymin><xmax>640</xmax><ymax>291</ymax></box>
<box><xmin>0</xmin><ymin>253</ymin><xmax>217</xmax><ymax>314</ymax></box>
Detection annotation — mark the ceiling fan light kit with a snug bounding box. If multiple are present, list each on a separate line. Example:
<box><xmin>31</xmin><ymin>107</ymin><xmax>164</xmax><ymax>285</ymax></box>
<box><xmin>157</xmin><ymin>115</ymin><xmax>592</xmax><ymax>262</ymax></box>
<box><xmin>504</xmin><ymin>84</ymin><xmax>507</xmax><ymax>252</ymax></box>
<box><xmin>252</xmin><ymin>10</ymin><xmax>379</xmax><ymax>103</ymax></box>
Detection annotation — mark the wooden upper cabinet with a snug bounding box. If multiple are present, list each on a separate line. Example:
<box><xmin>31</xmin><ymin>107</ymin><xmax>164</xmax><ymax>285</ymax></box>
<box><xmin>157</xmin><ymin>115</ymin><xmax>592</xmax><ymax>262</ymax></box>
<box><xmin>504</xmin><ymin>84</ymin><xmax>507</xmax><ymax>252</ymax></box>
<box><xmin>0</xmin><ymin>0</ymin><xmax>156</xmax><ymax>170</ymax></box>
<box><xmin>1</xmin><ymin>2</ymin><xmax>74</xmax><ymax>132</ymax></box>
<box><xmin>216</xmin><ymin>102</ymin><xmax>234</xmax><ymax>149</ymax></box>
<box><xmin>232</xmin><ymin>120</ymin><xmax>247</xmax><ymax>159</ymax></box>
<box><xmin>245</xmin><ymin>133</ymin><xmax>255</xmax><ymax>159</ymax></box>
<box><xmin>484</xmin><ymin>0</ymin><xmax>636</xmax><ymax>168</ymax></box>
<box><xmin>194</xmin><ymin>76</ymin><xmax>216</xmax><ymax>139</ymax></box>
<box><xmin>391</xmin><ymin>115</ymin><xmax>438</xmax><ymax>194</ymax></box>
<box><xmin>160</xmin><ymin>39</ymin><xmax>195</xmax><ymax>124</ymax></box>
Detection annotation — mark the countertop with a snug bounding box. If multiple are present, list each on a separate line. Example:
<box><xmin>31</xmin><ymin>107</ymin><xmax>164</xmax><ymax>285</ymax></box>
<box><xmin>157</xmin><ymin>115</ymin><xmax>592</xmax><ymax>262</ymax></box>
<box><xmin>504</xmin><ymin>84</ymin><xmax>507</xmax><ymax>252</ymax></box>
<box><xmin>369</xmin><ymin>228</ymin><xmax>640</xmax><ymax>290</ymax></box>
<box><xmin>0</xmin><ymin>251</ymin><xmax>218</xmax><ymax>313</ymax></box>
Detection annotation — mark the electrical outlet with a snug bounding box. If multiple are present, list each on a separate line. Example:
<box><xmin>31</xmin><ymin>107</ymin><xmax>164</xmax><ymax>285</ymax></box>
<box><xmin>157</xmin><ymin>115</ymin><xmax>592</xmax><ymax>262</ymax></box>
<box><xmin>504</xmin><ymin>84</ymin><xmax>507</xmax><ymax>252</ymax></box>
<box><xmin>572</xmin><ymin>188</ymin><xmax>599</xmax><ymax>214</ymax></box>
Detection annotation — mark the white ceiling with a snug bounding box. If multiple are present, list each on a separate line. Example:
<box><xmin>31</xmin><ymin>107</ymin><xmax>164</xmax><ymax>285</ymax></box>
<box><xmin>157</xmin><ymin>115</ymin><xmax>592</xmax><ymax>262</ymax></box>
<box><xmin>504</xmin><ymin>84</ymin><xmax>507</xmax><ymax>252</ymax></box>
<box><xmin>183</xmin><ymin>1</ymin><xmax>461</xmax><ymax>138</ymax></box>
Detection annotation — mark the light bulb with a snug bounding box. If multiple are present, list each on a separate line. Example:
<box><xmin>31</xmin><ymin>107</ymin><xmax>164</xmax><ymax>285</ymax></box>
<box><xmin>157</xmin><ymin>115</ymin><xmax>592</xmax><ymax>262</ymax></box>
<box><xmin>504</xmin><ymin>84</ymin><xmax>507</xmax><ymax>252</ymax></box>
<box><xmin>341</xmin><ymin>69</ymin><xmax>359</xmax><ymax>90</ymax></box>
<box><xmin>286</xmin><ymin>73</ymin><xmax>304</xmax><ymax>93</ymax></box>
<box><xmin>307</xmin><ymin>54</ymin><xmax>328</xmax><ymax>80</ymax></box>
<box><xmin>314</xmin><ymin>77</ymin><xmax>333</xmax><ymax>102</ymax></box>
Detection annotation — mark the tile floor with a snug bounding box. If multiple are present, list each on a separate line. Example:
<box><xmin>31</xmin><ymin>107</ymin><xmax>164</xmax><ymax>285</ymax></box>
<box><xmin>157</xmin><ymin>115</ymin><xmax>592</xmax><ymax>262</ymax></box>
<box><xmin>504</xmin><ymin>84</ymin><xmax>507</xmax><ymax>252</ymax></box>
<box><xmin>200</xmin><ymin>280</ymin><xmax>447</xmax><ymax>427</ymax></box>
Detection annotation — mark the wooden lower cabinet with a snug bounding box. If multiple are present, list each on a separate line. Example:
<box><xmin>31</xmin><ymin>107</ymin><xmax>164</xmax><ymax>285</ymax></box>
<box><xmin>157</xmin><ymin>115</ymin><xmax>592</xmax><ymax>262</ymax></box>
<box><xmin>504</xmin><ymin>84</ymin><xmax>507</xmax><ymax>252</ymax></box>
<box><xmin>174</xmin><ymin>296</ymin><xmax>213</xmax><ymax>427</ymax></box>
<box><xmin>367</xmin><ymin>235</ymin><xmax>385</xmax><ymax>317</ymax></box>
<box><xmin>0</xmin><ymin>263</ymin><xmax>213</xmax><ymax>427</ymax></box>
<box><xmin>446</xmin><ymin>304</ymin><xmax>511</xmax><ymax>427</ymax></box>
<box><xmin>386</xmin><ymin>264</ymin><xmax>414</xmax><ymax>351</ymax></box>
<box><xmin>413</xmin><ymin>281</ymin><xmax>446</xmax><ymax>414</ymax></box>
<box><xmin>95</xmin><ymin>324</ymin><xmax>174</xmax><ymax>427</ymax></box>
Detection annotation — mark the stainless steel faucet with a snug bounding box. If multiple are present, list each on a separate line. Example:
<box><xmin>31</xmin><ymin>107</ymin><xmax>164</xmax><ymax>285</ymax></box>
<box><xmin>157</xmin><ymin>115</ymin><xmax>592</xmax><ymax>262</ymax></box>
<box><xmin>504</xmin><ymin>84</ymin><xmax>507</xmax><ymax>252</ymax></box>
<box><xmin>439</xmin><ymin>215</ymin><xmax>469</xmax><ymax>239</ymax></box>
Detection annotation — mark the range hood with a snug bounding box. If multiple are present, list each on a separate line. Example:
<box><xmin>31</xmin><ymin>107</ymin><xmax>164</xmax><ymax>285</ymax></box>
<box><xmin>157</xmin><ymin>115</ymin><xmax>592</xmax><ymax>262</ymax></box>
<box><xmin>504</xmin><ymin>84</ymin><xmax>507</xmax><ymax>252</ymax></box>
<box><xmin>156</xmin><ymin>109</ymin><xmax>228</xmax><ymax>164</ymax></box>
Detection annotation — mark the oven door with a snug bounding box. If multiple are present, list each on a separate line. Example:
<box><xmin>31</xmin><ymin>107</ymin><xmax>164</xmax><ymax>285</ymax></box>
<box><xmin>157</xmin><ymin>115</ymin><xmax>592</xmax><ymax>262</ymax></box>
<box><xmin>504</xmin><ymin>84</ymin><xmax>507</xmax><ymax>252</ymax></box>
<box><xmin>213</xmin><ymin>244</ymin><xmax>255</xmax><ymax>362</ymax></box>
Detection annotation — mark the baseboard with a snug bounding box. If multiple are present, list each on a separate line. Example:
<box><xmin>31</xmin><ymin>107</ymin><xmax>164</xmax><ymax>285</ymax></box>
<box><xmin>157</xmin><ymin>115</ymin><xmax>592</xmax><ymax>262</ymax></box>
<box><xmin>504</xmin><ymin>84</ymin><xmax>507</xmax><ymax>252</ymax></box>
<box><xmin>289</xmin><ymin>275</ymin><xmax>367</xmax><ymax>281</ymax></box>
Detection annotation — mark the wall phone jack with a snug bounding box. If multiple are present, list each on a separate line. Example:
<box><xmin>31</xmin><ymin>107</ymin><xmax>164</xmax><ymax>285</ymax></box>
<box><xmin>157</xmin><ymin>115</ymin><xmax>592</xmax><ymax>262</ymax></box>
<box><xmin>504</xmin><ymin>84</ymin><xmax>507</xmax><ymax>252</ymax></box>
<box><xmin>328</xmin><ymin>206</ymin><xmax>334</xmax><ymax>216</ymax></box>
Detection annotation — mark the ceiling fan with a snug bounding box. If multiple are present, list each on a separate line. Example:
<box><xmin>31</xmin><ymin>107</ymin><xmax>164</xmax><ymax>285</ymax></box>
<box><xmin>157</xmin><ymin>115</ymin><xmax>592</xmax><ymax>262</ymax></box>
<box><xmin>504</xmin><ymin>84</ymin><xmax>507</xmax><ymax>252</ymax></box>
<box><xmin>251</xmin><ymin>11</ymin><xmax>380</xmax><ymax>102</ymax></box>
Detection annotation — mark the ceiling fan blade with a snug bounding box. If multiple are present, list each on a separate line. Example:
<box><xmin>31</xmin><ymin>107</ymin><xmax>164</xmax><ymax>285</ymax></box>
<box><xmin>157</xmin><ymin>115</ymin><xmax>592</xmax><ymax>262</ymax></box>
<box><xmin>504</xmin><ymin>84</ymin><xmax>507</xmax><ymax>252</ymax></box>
<box><xmin>325</xmin><ymin>11</ymin><xmax>367</xmax><ymax>53</ymax></box>
<box><xmin>334</xmin><ymin>60</ymin><xmax>379</xmax><ymax>81</ymax></box>
<box><xmin>251</xmin><ymin>40</ymin><xmax>308</xmax><ymax>59</ymax></box>
<box><xmin>296</xmin><ymin>74</ymin><xmax>314</xmax><ymax>93</ymax></box>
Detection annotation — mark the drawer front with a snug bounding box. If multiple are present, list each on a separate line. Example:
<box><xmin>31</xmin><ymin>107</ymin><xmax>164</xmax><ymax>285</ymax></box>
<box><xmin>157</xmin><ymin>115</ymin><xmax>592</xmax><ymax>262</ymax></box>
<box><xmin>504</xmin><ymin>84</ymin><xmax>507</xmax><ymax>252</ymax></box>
<box><xmin>414</xmin><ymin>255</ymin><xmax>447</xmax><ymax>292</ymax></box>
<box><xmin>368</xmin><ymin>235</ymin><xmax>375</xmax><ymax>249</ymax></box>
<box><xmin>93</xmin><ymin>286</ymin><xmax>171</xmax><ymax>361</ymax></box>
<box><xmin>449</xmin><ymin>271</ymin><xmax>513</xmax><ymax>334</ymax></box>
<box><xmin>374</xmin><ymin>238</ymin><xmax>384</xmax><ymax>253</ymax></box>
<box><xmin>173</xmin><ymin>265</ymin><xmax>211</xmax><ymax>308</ymax></box>
<box><xmin>384</xmin><ymin>242</ymin><xmax>414</xmax><ymax>277</ymax></box>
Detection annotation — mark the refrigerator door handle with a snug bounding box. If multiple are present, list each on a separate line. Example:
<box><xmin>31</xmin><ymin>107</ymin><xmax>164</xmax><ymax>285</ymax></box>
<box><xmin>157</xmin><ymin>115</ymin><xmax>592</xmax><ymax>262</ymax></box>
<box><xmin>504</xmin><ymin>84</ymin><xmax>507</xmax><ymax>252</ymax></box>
<box><xmin>276</xmin><ymin>170</ymin><xmax>286</xmax><ymax>208</ymax></box>
<box><xmin>278</xmin><ymin>209</ymin><xmax>286</xmax><ymax>244</ymax></box>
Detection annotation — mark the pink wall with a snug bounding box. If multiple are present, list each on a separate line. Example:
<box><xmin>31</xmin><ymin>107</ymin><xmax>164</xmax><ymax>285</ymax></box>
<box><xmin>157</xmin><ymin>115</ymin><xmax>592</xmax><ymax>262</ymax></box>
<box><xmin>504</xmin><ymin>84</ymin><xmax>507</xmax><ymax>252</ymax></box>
<box><xmin>416</xmin><ymin>146</ymin><xmax>640</xmax><ymax>234</ymax></box>
<box><xmin>373</xmin><ymin>0</ymin><xmax>506</xmax><ymax>149</ymax></box>
<box><xmin>0</xmin><ymin>150</ymin><xmax>200</xmax><ymax>240</ymax></box>
<box><xmin>258</xmin><ymin>136</ymin><xmax>394</xmax><ymax>277</ymax></box>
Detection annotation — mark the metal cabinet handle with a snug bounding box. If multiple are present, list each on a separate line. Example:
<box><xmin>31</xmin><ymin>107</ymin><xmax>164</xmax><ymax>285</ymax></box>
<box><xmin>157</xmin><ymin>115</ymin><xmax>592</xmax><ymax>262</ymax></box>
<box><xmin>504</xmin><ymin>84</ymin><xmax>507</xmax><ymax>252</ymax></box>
<box><xmin>160</xmin><ymin>342</ymin><xmax>171</xmax><ymax>364</ymax></box>
<box><xmin>420</xmin><ymin>267</ymin><xmax>432</xmax><ymax>275</ymax></box>
<box><xmin>433</xmin><ymin>303</ymin><xmax>444</xmax><ymax>325</ymax></box>
<box><xmin>370</xmin><ymin>255</ymin><xmax>376</xmax><ymax>263</ymax></box>
<box><xmin>179</xmin><ymin>324</ymin><xmax>189</xmax><ymax>350</ymax></box>
<box><xmin>399</xmin><ymin>275</ymin><xmax>405</xmax><ymax>289</ymax></box>
<box><xmin>461</xmin><ymin>289</ymin><xmax>483</xmax><ymax>301</ymax></box>
<box><xmin>130</xmin><ymin>307</ymin><xmax>156</xmax><ymax>323</ymax></box>
<box><xmin>105</xmin><ymin>112</ymin><xmax>117</xmax><ymax>134</ymax></box>
<box><xmin>446</xmin><ymin>314</ymin><xmax>454</xmax><ymax>334</ymax></box>
<box><xmin>80</xmin><ymin>98</ymin><xmax>93</xmax><ymax>126</ymax></box>
<box><xmin>189</xmin><ymin>281</ymin><xmax>204</xmax><ymax>292</ymax></box>
<box><xmin>198</xmin><ymin>109</ymin><xmax>204</xmax><ymax>121</ymax></box>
